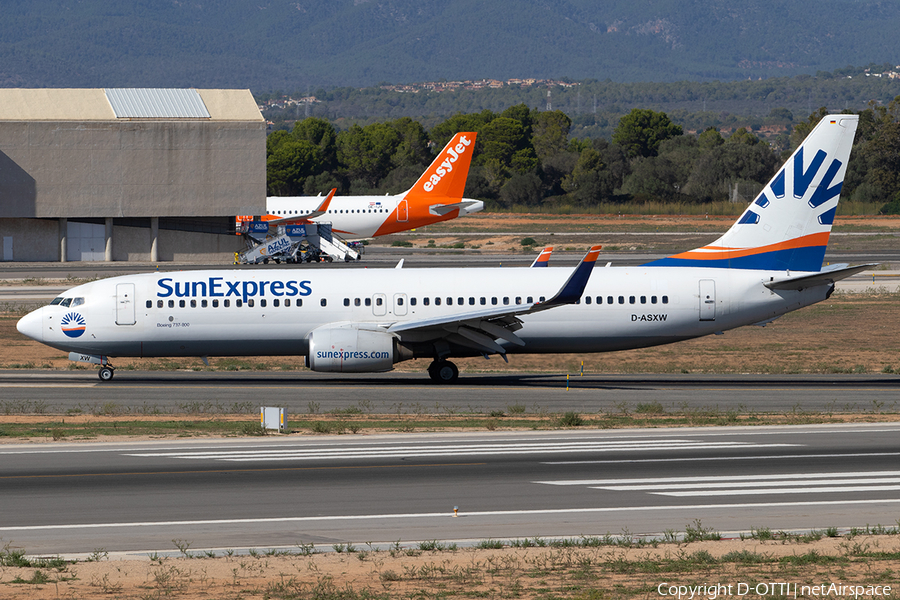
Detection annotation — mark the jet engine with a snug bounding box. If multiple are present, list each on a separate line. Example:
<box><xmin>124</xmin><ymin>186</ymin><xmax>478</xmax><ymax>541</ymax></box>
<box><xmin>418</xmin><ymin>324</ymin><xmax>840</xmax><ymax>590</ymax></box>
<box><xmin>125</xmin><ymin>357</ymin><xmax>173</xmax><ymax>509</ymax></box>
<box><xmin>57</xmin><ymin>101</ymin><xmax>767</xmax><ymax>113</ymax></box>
<box><xmin>306</xmin><ymin>324</ymin><xmax>396</xmax><ymax>373</ymax></box>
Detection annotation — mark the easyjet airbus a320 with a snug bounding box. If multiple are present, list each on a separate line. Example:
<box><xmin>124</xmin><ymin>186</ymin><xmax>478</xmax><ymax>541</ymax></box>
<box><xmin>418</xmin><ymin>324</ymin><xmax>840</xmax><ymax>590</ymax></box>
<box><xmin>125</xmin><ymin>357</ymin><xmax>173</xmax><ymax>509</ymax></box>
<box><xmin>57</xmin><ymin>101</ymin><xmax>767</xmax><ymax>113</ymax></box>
<box><xmin>264</xmin><ymin>132</ymin><xmax>483</xmax><ymax>238</ymax></box>
<box><xmin>18</xmin><ymin>115</ymin><xmax>870</xmax><ymax>383</ymax></box>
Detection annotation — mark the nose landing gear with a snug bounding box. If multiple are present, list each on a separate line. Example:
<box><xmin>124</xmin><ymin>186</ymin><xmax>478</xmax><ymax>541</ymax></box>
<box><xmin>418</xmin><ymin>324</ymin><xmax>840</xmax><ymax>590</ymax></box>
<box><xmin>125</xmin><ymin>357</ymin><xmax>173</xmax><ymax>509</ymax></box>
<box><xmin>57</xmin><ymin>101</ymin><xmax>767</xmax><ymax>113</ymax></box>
<box><xmin>98</xmin><ymin>366</ymin><xmax>115</xmax><ymax>381</ymax></box>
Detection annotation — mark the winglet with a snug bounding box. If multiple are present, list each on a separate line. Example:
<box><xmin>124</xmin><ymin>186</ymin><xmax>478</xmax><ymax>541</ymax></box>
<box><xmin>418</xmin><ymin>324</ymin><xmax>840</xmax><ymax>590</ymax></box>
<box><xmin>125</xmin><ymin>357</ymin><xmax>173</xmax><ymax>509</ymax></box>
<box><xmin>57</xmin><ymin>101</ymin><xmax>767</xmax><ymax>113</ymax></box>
<box><xmin>530</xmin><ymin>246</ymin><xmax>554</xmax><ymax>268</ymax></box>
<box><xmin>531</xmin><ymin>245</ymin><xmax>601</xmax><ymax>312</ymax></box>
<box><xmin>263</xmin><ymin>188</ymin><xmax>336</xmax><ymax>225</ymax></box>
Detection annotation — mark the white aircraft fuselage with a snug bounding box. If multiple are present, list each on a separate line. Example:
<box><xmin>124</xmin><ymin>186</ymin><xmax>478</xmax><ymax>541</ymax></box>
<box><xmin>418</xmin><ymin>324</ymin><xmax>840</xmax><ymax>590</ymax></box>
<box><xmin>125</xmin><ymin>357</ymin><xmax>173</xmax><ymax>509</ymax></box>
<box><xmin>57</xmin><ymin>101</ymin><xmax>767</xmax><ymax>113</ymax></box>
<box><xmin>18</xmin><ymin>265</ymin><xmax>824</xmax><ymax>360</ymax></box>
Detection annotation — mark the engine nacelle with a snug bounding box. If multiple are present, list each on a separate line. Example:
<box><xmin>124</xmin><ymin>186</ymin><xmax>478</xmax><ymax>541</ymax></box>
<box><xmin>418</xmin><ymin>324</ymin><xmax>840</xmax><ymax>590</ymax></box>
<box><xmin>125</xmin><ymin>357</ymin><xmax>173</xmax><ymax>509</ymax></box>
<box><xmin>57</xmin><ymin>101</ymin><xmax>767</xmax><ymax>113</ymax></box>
<box><xmin>306</xmin><ymin>324</ymin><xmax>396</xmax><ymax>373</ymax></box>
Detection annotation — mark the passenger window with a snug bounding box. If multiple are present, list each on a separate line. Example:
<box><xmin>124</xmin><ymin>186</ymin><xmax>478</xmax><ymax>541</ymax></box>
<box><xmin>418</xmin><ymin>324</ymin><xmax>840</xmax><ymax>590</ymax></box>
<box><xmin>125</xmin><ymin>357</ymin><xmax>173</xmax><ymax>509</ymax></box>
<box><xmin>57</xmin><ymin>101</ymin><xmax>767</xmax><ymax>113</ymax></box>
<box><xmin>283</xmin><ymin>299</ymin><xmax>289</xmax><ymax>307</ymax></box>
<box><xmin>596</xmin><ymin>296</ymin><xmax>603</xmax><ymax>304</ymax></box>
<box><xmin>651</xmin><ymin>296</ymin><xmax>657</xmax><ymax>304</ymax></box>
<box><xmin>515</xmin><ymin>296</ymin><xmax>521</xmax><ymax>304</ymax></box>
<box><xmin>435</xmin><ymin>297</ymin><xmax>441</xmax><ymax>306</ymax></box>
<box><xmin>629</xmin><ymin>296</ymin><xmax>635</xmax><ymax>304</ymax></box>
<box><xmin>618</xmin><ymin>296</ymin><xmax>624</xmax><ymax>304</ymax></box>
<box><xmin>354</xmin><ymin>298</ymin><xmax>361</xmax><ymax>307</ymax></box>
<box><xmin>585</xmin><ymin>296</ymin><xmax>591</xmax><ymax>304</ymax></box>
<box><xmin>273</xmin><ymin>299</ymin><xmax>279</xmax><ymax>307</ymax></box>
<box><xmin>527</xmin><ymin>296</ymin><xmax>533</xmax><ymax>303</ymax></box>
<box><xmin>410</xmin><ymin>298</ymin><xmax>416</xmax><ymax>306</ymax></box>
<box><xmin>236</xmin><ymin>299</ymin><xmax>243</xmax><ymax>307</ymax></box>
<box><xmin>146</xmin><ymin>300</ymin><xmax>152</xmax><ymax>308</ymax></box>
<box><xmin>469</xmin><ymin>297</ymin><xmax>475</xmax><ymax>305</ymax></box>
<box><xmin>191</xmin><ymin>299</ymin><xmax>197</xmax><ymax>308</ymax></box>
<box><xmin>320</xmin><ymin>298</ymin><xmax>327</xmax><ymax>307</ymax></box>
<box><xmin>662</xmin><ymin>296</ymin><xmax>669</xmax><ymax>304</ymax></box>
<box><xmin>446</xmin><ymin>297</ymin><xmax>452</xmax><ymax>305</ymax></box>
<box><xmin>480</xmin><ymin>297</ymin><xmax>486</xmax><ymax>305</ymax></box>
<box><xmin>376</xmin><ymin>297</ymin><xmax>383</xmax><ymax>306</ymax></box>
<box><xmin>397</xmin><ymin>297</ymin><xmax>404</xmax><ymax>306</ymax></box>
<box><xmin>179</xmin><ymin>300</ymin><xmax>186</xmax><ymax>308</ymax></box>
<box><xmin>503</xmin><ymin>297</ymin><xmax>509</xmax><ymax>305</ymax></box>
<box><xmin>491</xmin><ymin>297</ymin><xmax>498</xmax><ymax>305</ymax></box>
<box><xmin>575</xmin><ymin>298</ymin><xmax>581</xmax><ymax>304</ymax></box>
<box><xmin>423</xmin><ymin>297</ymin><xmax>430</xmax><ymax>306</ymax></box>
<box><xmin>457</xmin><ymin>298</ymin><xmax>463</xmax><ymax>305</ymax></box>
<box><xmin>343</xmin><ymin>298</ymin><xmax>350</xmax><ymax>307</ymax></box>
<box><xmin>201</xmin><ymin>299</ymin><xmax>208</xmax><ymax>308</ymax></box>
<box><xmin>213</xmin><ymin>299</ymin><xmax>219</xmax><ymax>307</ymax></box>
<box><xmin>224</xmin><ymin>299</ymin><xmax>230</xmax><ymax>307</ymax></box>
<box><xmin>296</xmin><ymin>299</ymin><xmax>302</xmax><ymax>307</ymax></box>
<box><xmin>260</xmin><ymin>299</ymin><xmax>266</xmax><ymax>307</ymax></box>
<box><xmin>158</xmin><ymin>300</ymin><xmax>164</xmax><ymax>308</ymax></box>
<box><xmin>365</xmin><ymin>298</ymin><xmax>372</xmax><ymax>306</ymax></box>
<box><xmin>640</xmin><ymin>296</ymin><xmax>646</xmax><ymax>304</ymax></box>
<box><xmin>539</xmin><ymin>296</ymin><xmax>546</xmax><ymax>302</ymax></box>
<box><xmin>248</xmin><ymin>299</ymin><xmax>255</xmax><ymax>307</ymax></box>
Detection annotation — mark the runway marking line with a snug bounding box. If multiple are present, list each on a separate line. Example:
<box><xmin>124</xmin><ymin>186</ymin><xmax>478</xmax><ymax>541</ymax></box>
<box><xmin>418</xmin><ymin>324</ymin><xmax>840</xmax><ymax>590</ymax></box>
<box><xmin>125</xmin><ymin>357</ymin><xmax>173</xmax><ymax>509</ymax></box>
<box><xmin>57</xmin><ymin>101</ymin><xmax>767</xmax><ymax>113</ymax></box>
<box><xmin>3</xmin><ymin>499</ymin><xmax>900</xmax><ymax>532</ymax></box>
<box><xmin>0</xmin><ymin>462</ymin><xmax>486</xmax><ymax>480</ymax></box>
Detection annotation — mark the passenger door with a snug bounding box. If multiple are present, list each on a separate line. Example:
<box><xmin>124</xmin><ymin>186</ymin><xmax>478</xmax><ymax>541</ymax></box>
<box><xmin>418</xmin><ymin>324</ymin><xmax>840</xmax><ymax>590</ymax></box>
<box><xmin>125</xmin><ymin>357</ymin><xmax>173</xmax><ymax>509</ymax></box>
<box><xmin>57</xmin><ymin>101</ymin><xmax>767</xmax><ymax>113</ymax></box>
<box><xmin>699</xmin><ymin>279</ymin><xmax>716</xmax><ymax>321</ymax></box>
<box><xmin>116</xmin><ymin>283</ymin><xmax>136</xmax><ymax>325</ymax></box>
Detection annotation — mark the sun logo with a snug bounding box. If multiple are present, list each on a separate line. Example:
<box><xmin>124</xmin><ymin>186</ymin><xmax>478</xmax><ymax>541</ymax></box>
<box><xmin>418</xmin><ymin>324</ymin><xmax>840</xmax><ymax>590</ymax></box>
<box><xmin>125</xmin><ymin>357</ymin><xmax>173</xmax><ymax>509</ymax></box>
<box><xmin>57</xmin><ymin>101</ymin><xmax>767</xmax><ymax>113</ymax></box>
<box><xmin>60</xmin><ymin>312</ymin><xmax>86</xmax><ymax>338</ymax></box>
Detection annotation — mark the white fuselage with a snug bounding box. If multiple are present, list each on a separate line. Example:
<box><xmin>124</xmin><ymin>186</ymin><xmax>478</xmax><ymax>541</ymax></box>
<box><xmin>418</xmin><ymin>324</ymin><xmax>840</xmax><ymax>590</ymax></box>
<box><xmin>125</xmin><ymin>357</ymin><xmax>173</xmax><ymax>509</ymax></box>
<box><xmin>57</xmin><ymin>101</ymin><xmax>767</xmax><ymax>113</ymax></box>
<box><xmin>19</xmin><ymin>265</ymin><xmax>828</xmax><ymax>361</ymax></box>
<box><xmin>266</xmin><ymin>194</ymin><xmax>483</xmax><ymax>238</ymax></box>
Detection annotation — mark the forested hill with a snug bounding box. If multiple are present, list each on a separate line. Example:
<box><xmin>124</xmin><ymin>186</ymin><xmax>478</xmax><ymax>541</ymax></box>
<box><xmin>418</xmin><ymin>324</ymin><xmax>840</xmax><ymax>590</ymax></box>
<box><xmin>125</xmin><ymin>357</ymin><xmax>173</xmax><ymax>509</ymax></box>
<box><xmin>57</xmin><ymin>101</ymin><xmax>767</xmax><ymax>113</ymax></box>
<box><xmin>2</xmin><ymin>0</ymin><xmax>900</xmax><ymax>89</ymax></box>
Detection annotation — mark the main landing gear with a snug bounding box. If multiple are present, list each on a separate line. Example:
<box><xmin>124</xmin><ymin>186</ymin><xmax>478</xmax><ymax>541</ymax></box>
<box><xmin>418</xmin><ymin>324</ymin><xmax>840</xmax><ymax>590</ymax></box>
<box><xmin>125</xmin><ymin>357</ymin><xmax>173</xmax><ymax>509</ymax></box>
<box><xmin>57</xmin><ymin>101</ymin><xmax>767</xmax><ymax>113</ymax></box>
<box><xmin>98</xmin><ymin>366</ymin><xmax>115</xmax><ymax>381</ymax></box>
<box><xmin>427</xmin><ymin>360</ymin><xmax>459</xmax><ymax>384</ymax></box>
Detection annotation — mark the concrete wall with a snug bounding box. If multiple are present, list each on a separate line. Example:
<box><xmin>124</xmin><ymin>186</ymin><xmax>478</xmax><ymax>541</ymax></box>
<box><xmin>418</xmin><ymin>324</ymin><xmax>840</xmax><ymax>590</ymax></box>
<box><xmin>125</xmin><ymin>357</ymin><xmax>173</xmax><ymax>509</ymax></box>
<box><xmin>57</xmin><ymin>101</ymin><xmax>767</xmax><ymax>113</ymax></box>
<box><xmin>113</xmin><ymin>224</ymin><xmax>243</xmax><ymax>263</ymax></box>
<box><xmin>0</xmin><ymin>218</ymin><xmax>60</xmax><ymax>262</ymax></box>
<box><xmin>0</xmin><ymin>218</ymin><xmax>244</xmax><ymax>263</ymax></box>
<box><xmin>0</xmin><ymin>120</ymin><xmax>265</xmax><ymax>219</ymax></box>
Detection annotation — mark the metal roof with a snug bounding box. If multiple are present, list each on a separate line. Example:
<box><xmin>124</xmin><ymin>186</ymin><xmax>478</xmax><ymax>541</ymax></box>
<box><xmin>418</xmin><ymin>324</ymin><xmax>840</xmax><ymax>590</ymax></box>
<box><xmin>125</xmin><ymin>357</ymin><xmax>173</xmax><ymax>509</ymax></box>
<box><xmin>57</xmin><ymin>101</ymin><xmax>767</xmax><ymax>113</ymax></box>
<box><xmin>104</xmin><ymin>88</ymin><xmax>211</xmax><ymax>119</ymax></box>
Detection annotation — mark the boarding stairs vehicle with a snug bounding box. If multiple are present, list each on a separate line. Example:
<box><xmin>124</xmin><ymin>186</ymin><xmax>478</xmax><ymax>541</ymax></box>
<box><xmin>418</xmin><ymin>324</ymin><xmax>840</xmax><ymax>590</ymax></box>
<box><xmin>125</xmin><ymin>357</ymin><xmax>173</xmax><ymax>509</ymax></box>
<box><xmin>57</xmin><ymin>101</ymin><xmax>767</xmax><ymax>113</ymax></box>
<box><xmin>235</xmin><ymin>221</ymin><xmax>360</xmax><ymax>264</ymax></box>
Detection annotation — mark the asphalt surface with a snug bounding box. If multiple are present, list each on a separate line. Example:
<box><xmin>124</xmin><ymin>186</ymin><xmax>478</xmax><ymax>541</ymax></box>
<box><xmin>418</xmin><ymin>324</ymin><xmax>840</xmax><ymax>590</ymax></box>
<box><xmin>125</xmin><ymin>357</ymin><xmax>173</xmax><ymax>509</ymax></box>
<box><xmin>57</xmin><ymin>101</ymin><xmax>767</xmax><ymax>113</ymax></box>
<box><xmin>0</xmin><ymin>371</ymin><xmax>897</xmax><ymax>414</ymax></box>
<box><xmin>2</xmin><ymin>424</ymin><xmax>899</xmax><ymax>556</ymax></box>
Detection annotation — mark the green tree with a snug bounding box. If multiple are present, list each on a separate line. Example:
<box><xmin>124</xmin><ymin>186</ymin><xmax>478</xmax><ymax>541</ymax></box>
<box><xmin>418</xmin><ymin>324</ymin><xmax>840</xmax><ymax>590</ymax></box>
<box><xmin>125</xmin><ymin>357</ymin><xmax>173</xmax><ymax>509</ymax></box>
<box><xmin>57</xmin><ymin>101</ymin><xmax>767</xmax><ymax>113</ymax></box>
<box><xmin>531</xmin><ymin>110</ymin><xmax>572</xmax><ymax>162</ymax></box>
<box><xmin>267</xmin><ymin>139</ymin><xmax>323</xmax><ymax>196</ymax></box>
<box><xmin>612</xmin><ymin>109</ymin><xmax>683</xmax><ymax>158</ymax></box>
<box><xmin>336</xmin><ymin>123</ymin><xmax>402</xmax><ymax>187</ymax></box>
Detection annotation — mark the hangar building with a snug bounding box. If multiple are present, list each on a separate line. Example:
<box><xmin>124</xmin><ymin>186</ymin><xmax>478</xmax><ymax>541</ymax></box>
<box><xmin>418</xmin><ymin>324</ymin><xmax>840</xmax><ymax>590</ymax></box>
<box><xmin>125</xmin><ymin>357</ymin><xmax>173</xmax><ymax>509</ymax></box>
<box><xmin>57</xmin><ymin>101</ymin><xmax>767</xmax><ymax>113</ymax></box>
<box><xmin>0</xmin><ymin>88</ymin><xmax>265</xmax><ymax>262</ymax></box>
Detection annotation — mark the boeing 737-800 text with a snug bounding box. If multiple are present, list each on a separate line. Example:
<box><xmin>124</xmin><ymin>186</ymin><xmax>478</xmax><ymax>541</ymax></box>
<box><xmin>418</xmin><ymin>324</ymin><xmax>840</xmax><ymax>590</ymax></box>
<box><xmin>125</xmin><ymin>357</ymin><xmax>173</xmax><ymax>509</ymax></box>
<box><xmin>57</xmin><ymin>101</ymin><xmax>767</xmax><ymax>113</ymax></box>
<box><xmin>263</xmin><ymin>132</ymin><xmax>483</xmax><ymax>238</ymax></box>
<box><xmin>17</xmin><ymin>115</ymin><xmax>868</xmax><ymax>383</ymax></box>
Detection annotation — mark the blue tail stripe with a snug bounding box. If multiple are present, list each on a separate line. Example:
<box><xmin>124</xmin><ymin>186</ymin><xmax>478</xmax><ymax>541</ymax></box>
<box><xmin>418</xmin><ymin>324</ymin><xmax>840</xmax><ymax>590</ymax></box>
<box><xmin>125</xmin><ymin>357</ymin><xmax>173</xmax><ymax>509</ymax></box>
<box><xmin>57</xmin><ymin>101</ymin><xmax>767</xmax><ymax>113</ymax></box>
<box><xmin>644</xmin><ymin>246</ymin><xmax>827</xmax><ymax>271</ymax></box>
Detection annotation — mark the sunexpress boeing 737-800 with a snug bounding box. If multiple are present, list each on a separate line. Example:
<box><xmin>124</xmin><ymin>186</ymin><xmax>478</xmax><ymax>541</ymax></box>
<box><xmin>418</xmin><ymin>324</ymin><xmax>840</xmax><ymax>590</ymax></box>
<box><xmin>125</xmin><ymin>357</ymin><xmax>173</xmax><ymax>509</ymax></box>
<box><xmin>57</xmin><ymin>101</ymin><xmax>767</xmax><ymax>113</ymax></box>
<box><xmin>17</xmin><ymin>115</ymin><xmax>869</xmax><ymax>383</ymax></box>
<box><xmin>263</xmin><ymin>132</ymin><xmax>483</xmax><ymax>238</ymax></box>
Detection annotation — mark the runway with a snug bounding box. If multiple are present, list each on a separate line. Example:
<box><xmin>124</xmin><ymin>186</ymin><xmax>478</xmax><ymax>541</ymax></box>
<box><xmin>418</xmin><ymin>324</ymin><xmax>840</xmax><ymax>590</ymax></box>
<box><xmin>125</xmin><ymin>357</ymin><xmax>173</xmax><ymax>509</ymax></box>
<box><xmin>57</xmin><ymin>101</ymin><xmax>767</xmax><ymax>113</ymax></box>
<box><xmin>0</xmin><ymin>371</ymin><xmax>897</xmax><ymax>413</ymax></box>
<box><xmin>2</xmin><ymin>424</ymin><xmax>899</xmax><ymax>556</ymax></box>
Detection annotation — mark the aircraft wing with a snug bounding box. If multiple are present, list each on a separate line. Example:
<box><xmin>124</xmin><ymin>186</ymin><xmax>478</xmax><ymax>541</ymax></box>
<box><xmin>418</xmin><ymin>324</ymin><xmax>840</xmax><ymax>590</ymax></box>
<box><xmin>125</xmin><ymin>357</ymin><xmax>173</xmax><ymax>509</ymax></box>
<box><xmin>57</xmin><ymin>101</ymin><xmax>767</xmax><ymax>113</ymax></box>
<box><xmin>385</xmin><ymin>245</ymin><xmax>601</xmax><ymax>355</ymax></box>
<box><xmin>428</xmin><ymin>200</ymin><xmax>482</xmax><ymax>216</ymax></box>
<box><xmin>265</xmin><ymin>188</ymin><xmax>336</xmax><ymax>225</ymax></box>
<box><xmin>763</xmin><ymin>263</ymin><xmax>877</xmax><ymax>291</ymax></box>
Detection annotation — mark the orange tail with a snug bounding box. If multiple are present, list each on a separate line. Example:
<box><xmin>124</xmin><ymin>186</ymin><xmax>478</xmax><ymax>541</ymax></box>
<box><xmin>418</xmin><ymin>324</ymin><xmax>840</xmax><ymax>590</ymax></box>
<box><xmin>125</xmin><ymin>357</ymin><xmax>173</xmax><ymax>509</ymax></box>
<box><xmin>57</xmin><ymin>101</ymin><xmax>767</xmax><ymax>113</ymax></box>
<box><xmin>405</xmin><ymin>132</ymin><xmax>477</xmax><ymax>200</ymax></box>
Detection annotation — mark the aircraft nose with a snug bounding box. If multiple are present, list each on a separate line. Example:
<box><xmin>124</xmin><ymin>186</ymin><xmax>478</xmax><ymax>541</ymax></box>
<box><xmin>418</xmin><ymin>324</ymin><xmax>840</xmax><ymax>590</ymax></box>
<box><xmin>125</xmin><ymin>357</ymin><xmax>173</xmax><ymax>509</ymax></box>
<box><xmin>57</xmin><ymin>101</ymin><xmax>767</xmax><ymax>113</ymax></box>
<box><xmin>16</xmin><ymin>307</ymin><xmax>44</xmax><ymax>342</ymax></box>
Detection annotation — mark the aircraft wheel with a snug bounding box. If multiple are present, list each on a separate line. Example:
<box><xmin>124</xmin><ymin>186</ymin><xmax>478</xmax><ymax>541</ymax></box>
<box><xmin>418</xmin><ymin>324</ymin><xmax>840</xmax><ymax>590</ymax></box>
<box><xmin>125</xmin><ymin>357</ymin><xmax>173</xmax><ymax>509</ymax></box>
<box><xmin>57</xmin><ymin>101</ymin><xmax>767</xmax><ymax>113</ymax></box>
<box><xmin>428</xmin><ymin>360</ymin><xmax>459</xmax><ymax>384</ymax></box>
<box><xmin>98</xmin><ymin>367</ymin><xmax>115</xmax><ymax>382</ymax></box>
<box><xmin>263</xmin><ymin>258</ymin><xmax>269</xmax><ymax>264</ymax></box>
<box><xmin>325</xmin><ymin>256</ymin><xmax>333</xmax><ymax>263</ymax></box>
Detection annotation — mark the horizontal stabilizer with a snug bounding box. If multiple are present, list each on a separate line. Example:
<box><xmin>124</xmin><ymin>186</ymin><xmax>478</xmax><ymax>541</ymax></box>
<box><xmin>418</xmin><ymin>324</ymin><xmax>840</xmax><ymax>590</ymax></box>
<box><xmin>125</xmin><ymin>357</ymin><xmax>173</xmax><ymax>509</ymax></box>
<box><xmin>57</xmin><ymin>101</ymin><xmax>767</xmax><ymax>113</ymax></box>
<box><xmin>764</xmin><ymin>263</ymin><xmax>877</xmax><ymax>291</ymax></box>
<box><xmin>429</xmin><ymin>200</ymin><xmax>481</xmax><ymax>216</ymax></box>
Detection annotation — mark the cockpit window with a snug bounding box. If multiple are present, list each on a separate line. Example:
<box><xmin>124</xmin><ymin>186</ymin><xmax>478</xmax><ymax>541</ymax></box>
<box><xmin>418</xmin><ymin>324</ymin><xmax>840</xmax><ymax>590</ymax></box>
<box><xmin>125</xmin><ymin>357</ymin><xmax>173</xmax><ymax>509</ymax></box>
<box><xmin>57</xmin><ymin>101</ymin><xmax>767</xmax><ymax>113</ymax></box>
<box><xmin>60</xmin><ymin>298</ymin><xmax>72</xmax><ymax>307</ymax></box>
<box><xmin>71</xmin><ymin>297</ymin><xmax>85</xmax><ymax>307</ymax></box>
<box><xmin>50</xmin><ymin>297</ymin><xmax>63</xmax><ymax>305</ymax></box>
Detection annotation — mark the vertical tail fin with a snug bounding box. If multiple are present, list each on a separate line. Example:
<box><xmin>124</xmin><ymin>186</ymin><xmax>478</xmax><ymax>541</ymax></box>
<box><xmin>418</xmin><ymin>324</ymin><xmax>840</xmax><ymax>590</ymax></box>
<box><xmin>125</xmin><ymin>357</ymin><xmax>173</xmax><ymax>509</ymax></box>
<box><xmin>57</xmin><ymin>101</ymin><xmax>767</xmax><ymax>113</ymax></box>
<box><xmin>530</xmin><ymin>246</ymin><xmax>554</xmax><ymax>267</ymax></box>
<box><xmin>647</xmin><ymin>114</ymin><xmax>858</xmax><ymax>271</ymax></box>
<box><xmin>405</xmin><ymin>132</ymin><xmax>477</xmax><ymax>200</ymax></box>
